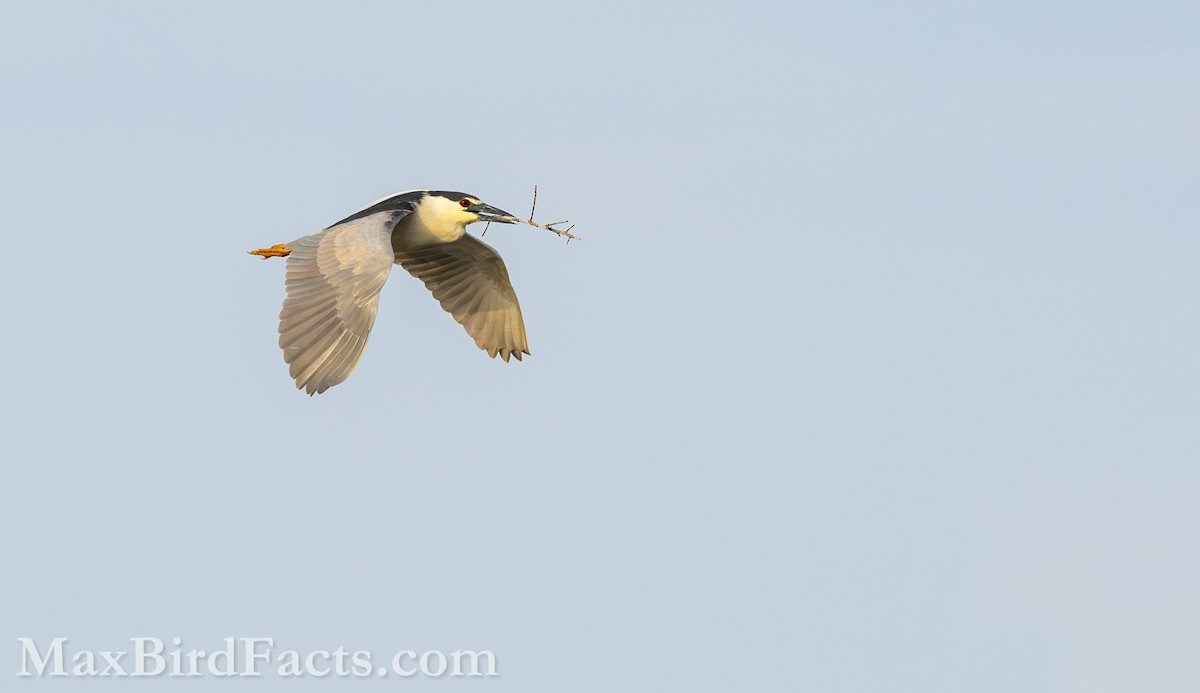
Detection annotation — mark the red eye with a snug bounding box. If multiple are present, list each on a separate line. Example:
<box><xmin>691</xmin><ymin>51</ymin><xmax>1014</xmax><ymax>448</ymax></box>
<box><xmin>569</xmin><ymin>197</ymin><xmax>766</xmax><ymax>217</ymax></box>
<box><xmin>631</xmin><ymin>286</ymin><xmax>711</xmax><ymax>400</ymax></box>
<box><xmin>460</xmin><ymin>199</ymin><xmax>471</xmax><ymax>208</ymax></box>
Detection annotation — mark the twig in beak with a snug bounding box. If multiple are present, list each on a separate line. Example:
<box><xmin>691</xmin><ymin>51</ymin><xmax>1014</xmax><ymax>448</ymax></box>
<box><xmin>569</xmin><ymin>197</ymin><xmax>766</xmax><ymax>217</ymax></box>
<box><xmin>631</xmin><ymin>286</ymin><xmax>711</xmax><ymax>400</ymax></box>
<box><xmin>478</xmin><ymin>185</ymin><xmax>582</xmax><ymax>242</ymax></box>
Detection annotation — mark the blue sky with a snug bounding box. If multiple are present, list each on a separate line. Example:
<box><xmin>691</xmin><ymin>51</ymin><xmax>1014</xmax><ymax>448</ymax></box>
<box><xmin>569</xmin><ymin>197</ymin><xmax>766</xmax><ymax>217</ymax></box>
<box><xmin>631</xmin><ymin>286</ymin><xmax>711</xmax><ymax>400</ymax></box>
<box><xmin>2</xmin><ymin>2</ymin><xmax>1198</xmax><ymax>691</ymax></box>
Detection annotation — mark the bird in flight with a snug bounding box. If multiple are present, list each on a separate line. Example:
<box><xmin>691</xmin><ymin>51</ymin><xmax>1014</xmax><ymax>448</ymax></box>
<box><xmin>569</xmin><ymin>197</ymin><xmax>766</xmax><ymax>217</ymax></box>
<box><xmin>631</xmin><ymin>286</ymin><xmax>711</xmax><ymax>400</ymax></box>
<box><xmin>250</xmin><ymin>190</ymin><xmax>530</xmax><ymax>395</ymax></box>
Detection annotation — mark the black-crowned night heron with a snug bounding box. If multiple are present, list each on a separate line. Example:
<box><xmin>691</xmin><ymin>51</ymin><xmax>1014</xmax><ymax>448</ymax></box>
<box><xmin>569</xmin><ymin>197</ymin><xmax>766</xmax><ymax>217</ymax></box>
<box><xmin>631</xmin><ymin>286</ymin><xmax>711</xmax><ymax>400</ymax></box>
<box><xmin>250</xmin><ymin>190</ymin><xmax>529</xmax><ymax>395</ymax></box>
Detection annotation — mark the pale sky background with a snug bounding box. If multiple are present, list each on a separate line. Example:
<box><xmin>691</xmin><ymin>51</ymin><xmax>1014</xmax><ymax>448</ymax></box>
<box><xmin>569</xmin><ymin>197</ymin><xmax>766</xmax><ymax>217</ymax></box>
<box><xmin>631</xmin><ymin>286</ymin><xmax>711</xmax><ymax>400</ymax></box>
<box><xmin>2</xmin><ymin>1</ymin><xmax>1198</xmax><ymax>691</ymax></box>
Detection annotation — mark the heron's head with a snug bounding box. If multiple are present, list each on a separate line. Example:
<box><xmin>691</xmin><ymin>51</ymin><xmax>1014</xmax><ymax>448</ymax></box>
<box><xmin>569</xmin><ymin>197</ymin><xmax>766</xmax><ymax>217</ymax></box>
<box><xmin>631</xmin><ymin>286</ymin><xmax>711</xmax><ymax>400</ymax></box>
<box><xmin>422</xmin><ymin>191</ymin><xmax>515</xmax><ymax>227</ymax></box>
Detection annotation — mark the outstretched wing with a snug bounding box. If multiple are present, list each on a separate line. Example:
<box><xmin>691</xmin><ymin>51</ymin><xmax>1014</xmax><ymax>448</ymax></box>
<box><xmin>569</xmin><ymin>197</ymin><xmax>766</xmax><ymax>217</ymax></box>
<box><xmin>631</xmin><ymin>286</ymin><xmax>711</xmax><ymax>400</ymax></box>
<box><xmin>279</xmin><ymin>214</ymin><xmax>398</xmax><ymax>395</ymax></box>
<box><xmin>394</xmin><ymin>234</ymin><xmax>530</xmax><ymax>362</ymax></box>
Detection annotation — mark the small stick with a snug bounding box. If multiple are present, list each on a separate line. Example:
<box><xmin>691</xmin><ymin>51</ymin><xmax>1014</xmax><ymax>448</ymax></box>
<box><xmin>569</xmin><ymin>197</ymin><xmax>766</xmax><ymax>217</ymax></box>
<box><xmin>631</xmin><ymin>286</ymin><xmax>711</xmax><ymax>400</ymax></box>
<box><xmin>485</xmin><ymin>185</ymin><xmax>581</xmax><ymax>242</ymax></box>
<box><xmin>489</xmin><ymin>214</ymin><xmax>581</xmax><ymax>242</ymax></box>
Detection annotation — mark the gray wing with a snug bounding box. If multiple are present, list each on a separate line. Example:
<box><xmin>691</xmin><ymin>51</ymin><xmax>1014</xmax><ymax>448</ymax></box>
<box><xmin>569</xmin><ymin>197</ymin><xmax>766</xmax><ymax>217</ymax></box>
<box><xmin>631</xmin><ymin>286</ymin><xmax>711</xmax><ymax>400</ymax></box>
<box><xmin>394</xmin><ymin>234</ymin><xmax>530</xmax><ymax>362</ymax></box>
<box><xmin>279</xmin><ymin>215</ymin><xmax>397</xmax><ymax>395</ymax></box>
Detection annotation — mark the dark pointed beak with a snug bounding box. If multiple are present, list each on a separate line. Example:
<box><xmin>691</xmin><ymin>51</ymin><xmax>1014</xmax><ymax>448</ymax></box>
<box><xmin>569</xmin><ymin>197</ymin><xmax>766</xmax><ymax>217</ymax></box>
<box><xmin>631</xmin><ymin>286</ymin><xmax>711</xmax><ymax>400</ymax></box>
<box><xmin>466</xmin><ymin>202</ymin><xmax>515</xmax><ymax>223</ymax></box>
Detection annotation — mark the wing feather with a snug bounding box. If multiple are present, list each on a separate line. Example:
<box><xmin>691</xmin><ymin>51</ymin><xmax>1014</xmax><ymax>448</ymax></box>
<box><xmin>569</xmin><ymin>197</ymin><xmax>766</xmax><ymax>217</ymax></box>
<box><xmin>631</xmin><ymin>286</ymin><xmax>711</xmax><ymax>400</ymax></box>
<box><xmin>394</xmin><ymin>234</ymin><xmax>530</xmax><ymax>361</ymax></box>
<box><xmin>278</xmin><ymin>214</ymin><xmax>397</xmax><ymax>395</ymax></box>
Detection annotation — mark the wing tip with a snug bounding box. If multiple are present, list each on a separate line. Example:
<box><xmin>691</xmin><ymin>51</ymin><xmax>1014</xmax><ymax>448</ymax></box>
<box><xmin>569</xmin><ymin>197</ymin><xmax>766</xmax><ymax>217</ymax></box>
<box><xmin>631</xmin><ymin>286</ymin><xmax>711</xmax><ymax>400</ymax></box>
<box><xmin>490</xmin><ymin>347</ymin><xmax>531</xmax><ymax>363</ymax></box>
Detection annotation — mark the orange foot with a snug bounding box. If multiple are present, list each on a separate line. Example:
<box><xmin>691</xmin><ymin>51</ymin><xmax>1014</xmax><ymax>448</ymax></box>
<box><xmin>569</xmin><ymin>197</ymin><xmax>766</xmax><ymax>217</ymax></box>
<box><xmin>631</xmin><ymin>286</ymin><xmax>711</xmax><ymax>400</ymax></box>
<box><xmin>248</xmin><ymin>244</ymin><xmax>290</xmax><ymax>259</ymax></box>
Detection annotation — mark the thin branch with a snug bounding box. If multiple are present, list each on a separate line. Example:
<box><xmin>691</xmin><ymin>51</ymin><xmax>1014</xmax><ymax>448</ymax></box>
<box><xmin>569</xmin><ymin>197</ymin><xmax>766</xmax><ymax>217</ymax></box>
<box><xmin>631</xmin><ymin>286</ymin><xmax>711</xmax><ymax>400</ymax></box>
<box><xmin>485</xmin><ymin>185</ymin><xmax>581</xmax><ymax>242</ymax></box>
<box><xmin>491</xmin><ymin>215</ymin><xmax>581</xmax><ymax>242</ymax></box>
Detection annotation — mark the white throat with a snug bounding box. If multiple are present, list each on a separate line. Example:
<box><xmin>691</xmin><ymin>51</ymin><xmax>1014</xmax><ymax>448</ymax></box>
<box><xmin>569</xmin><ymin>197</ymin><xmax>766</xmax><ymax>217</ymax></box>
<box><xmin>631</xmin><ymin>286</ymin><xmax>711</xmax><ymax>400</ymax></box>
<box><xmin>404</xmin><ymin>194</ymin><xmax>469</xmax><ymax>247</ymax></box>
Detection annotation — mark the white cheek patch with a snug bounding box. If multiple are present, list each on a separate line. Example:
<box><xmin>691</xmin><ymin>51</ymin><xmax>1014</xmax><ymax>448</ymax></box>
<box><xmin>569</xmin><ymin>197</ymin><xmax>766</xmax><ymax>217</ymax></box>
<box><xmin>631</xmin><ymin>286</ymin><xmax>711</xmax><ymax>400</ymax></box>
<box><xmin>406</xmin><ymin>194</ymin><xmax>472</xmax><ymax>246</ymax></box>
